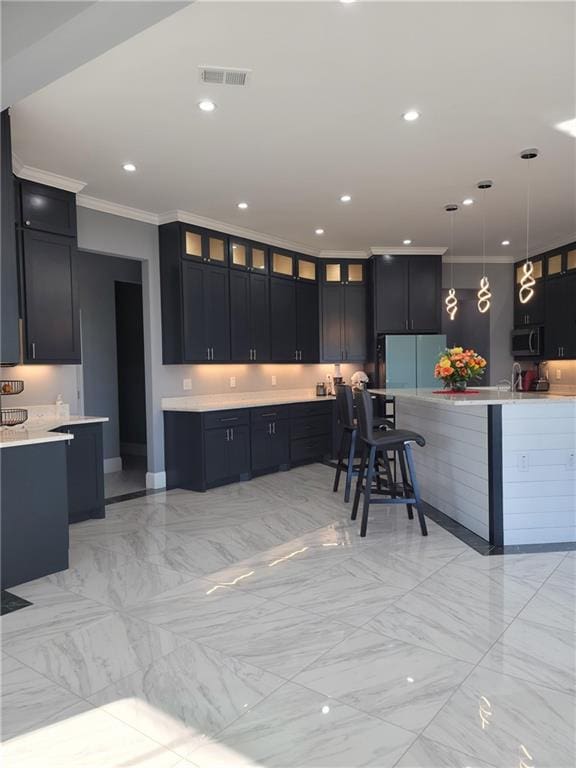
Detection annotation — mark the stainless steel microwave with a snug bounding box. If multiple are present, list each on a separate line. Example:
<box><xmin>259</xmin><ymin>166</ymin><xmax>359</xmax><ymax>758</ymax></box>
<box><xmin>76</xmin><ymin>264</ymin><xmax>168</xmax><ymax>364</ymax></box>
<box><xmin>511</xmin><ymin>327</ymin><xmax>542</xmax><ymax>356</ymax></box>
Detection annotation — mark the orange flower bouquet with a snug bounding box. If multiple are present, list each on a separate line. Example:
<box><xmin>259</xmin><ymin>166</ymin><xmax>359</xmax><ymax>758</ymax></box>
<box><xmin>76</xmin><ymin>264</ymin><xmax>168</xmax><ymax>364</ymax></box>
<box><xmin>434</xmin><ymin>347</ymin><xmax>487</xmax><ymax>392</ymax></box>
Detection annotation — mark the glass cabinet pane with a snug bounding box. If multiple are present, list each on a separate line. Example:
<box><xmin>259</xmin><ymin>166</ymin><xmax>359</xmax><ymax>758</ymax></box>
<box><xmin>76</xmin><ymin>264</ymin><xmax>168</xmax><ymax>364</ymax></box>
<box><xmin>252</xmin><ymin>247</ymin><xmax>266</xmax><ymax>271</ymax></box>
<box><xmin>231</xmin><ymin>242</ymin><xmax>247</xmax><ymax>267</ymax></box>
<box><xmin>272</xmin><ymin>252</ymin><xmax>293</xmax><ymax>276</ymax></box>
<box><xmin>533</xmin><ymin>260</ymin><xmax>543</xmax><ymax>279</ymax></box>
<box><xmin>325</xmin><ymin>263</ymin><xmax>341</xmax><ymax>282</ymax></box>
<box><xmin>347</xmin><ymin>263</ymin><xmax>364</xmax><ymax>282</ymax></box>
<box><xmin>547</xmin><ymin>254</ymin><xmax>562</xmax><ymax>276</ymax></box>
<box><xmin>185</xmin><ymin>231</ymin><xmax>202</xmax><ymax>258</ymax></box>
<box><xmin>209</xmin><ymin>237</ymin><xmax>225</xmax><ymax>262</ymax></box>
<box><xmin>298</xmin><ymin>259</ymin><xmax>316</xmax><ymax>281</ymax></box>
<box><xmin>567</xmin><ymin>250</ymin><xmax>576</xmax><ymax>271</ymax></box>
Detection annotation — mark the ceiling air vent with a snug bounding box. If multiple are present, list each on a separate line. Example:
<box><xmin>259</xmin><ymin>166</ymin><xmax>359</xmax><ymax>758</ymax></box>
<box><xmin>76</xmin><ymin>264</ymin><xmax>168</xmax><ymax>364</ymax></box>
<box><xmin>199</xmin><ymin>67</ymin><xmax>251</xmax><ymax>87</ymax></box>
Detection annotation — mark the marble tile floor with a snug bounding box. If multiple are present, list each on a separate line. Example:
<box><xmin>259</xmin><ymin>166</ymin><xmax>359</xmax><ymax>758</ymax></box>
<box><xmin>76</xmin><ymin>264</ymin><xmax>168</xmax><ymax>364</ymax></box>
<box><xmin>1</xmin><ymin>463</ymin><xmax>574</xmax><ymax>767</ymax></box>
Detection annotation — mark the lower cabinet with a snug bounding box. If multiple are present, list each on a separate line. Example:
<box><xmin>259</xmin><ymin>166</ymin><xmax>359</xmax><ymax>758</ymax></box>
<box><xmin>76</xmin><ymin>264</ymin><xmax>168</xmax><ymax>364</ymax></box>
<box><xmin>164</xmin><ymin>400</ymin><xmax>333</xmax><ymax>491</ymax></box>
<box><xmin>53</xmin><ymin>423</ymin><xmax>105</xmax><ymax>522</ymax></box>
<box><xmin>1</xmin><ymin>441</ymin><xmax>69</xmax><ymax>589</ymax></box>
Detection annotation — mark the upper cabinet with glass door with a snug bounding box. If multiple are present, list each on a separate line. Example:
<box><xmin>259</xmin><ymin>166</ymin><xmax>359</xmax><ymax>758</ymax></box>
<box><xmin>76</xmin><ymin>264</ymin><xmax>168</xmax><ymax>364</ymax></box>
<box><xmin>230</xmin><ymin>239</ymin><xmax>269</xmax><ymax>273</ymax></box>
<box><xmin>271</xmin><ymin>249</ymin><xmax>295</xmax><ymax>279</ymax></box>
<box><xmin>322</xmin><ymin>260</ymin><xmax>365</xmax><ymax>284</ymax></box>
<box><xmin>182</xmin><ymin>225</ymin><xmax>228</xmax><ymax>267</ymax></box>
<box><xmin>545</xmin><ymin>243</ymin><xmax>576</xmax><ymax>277</ymax></box>
<box><xmin>296</xmin><ymin>255</ymin><xmax>317</xmax><ymax>282</ymax></box>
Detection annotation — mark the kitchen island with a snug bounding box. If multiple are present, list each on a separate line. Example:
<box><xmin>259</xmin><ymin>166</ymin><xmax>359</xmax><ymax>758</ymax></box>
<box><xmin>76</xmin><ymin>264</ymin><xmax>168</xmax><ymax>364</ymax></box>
<box><xmin>371</xmin><ymin>388</ymin><xmax>576</xmax><ymax>547</ymax></box>
<box><xmin>0</xmin><ymin>412</ymin><xmax>108</xmax><ymax>589</ymax></box>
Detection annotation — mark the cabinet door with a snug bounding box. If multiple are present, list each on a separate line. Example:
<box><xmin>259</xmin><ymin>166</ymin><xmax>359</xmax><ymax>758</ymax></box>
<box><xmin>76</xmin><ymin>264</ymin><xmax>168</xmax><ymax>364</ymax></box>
<box><xmin>251</xmin><ymin>422</ymin><xmax>272</xmax><ymax>472</ymax></box>
<box><xmin>514</xmin><ymin>259</ymin><xmax>544</xmax><ymax>327</ymax></box>
<box><xmin>546</xmin><ymin>275</ymin><xmax>576</xmax><ymax>359</ymax></box>
<box><xmin>375</xmin><ymin>256</ymin><xmax>408</xmax><ymax>333</ymax></box>
<box><xmin>343</xmin><ymin>284</ymin><xmax>366</xmax><ymax>362</ymax></box>
<box><xmin>181</xmin><ymin>260</ymin><xmax>208</xmax><ymax>362</ymax></box>
<box><xmin>22</xmin><ymin>230</ymin><xmax>80</xmax><ymax>363</ymax></box>
<box><xmin>227</xmin><ymin>425</ymin><xmax>251</xmax><ymax>476</ymax></box>
<box><xmin>204</xmin><ymin>428</ymin><xmax>230</xmax><ymax>485</ymax></box>
<box><xmin>408</xmin><ymin>256</ymin><xmax>441</xmax><ymax>332</ymax></box>
<box><xmin>20</xmin><ymin>180</ymin><xmax>77</xmax><ymax>236</ymax></box>
<box><xmin>230</xmin><ymin>270</ymin><xmax>251</xmax><ymax>361</ymax></box>
<box><xmin>321</xmin><ymin>284</ymin><xmax>343</xmax><ymax>362</ymax></box>
<box><xmin>1</xmin><ymin>110</ymin><xmax>19</xmax><ymax>364</ymax></box>
<box><xmin>296</xmin><ymin>281</ymin><xmax>319</xmax><ymax>362</ymax></box>
<box><xmin>270</xmin><ymin>277</ymin><xmax>297</xmax><ymax>361</ymax></box>
<box><xmin>250</xmin><ymin>273</ymin><xmax>271</xmax><ymax>362</ymax></box>
<box><xmin>204</xmin><ymin>265</ymin><xmax>230</xmax><ymax>361</ymax></box>
<box><xmin>64</xmin><ymin>425</ymin><xmax>105</xmax><ymax>522</ymax></box>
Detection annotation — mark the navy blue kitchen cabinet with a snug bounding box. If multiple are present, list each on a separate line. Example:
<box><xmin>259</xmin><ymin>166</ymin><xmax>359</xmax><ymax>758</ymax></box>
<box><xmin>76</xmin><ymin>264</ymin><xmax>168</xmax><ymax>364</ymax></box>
<box><xmin>53</xmin><ymin>423</ymin><xmax>105</xmax><ymax>522</ymax></box>
<box><xmin>1</xmin><ymin>109</ymin><xmax>19</xmax><ymax>364</ymax></box>
<box><xmin>230</xmin><ymin>270</ymin><xmax>271</xmax><ymax>362</ymax></box>
<box><xmin>320</xmin><ymin>260</ymin><xmax>367</xmax><ymax>363</ymax></box>
<box><xmin>20</xmin><ymin>179</ymin><xmax>77</xmax><ymax>237</ymax></box>
<box><xmin>164</xmin><ymin>400</ymin><xmax>333</xmax><ymax>491</ymax></box>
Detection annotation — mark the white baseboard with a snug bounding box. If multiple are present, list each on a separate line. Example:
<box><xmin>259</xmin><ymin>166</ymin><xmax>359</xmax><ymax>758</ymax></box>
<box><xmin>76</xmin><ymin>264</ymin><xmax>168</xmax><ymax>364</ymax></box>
<box><xmin>103</xmin><ymin>457</ymin><xmax>123</xmax><ymax>474</ymax></box>
<box><xmin>146</xmin><ymin>471</ymin><xmax>166</xmax><ymax>489</ymax></box>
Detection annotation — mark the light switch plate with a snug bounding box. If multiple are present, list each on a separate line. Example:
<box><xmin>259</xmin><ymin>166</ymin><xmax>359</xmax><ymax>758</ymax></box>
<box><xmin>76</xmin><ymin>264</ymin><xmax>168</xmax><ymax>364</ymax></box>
<box><xmin>271</xmin><ymin>375</ymin><xmax>277</xmax><ymax>386</ymax></box>
<box><xmin>230</xmin><ymin>376</ymin><xmax>236</xmax><ymax>388</ymax></box>
<box><xmin>183</xmin><ymin>378</ymin><xmax>192</xmax><ymax>391</ymax></box>
<box><xmin>556</xmin><ymin>368</ymin><xmax>562</xmax><ymax>380</ymax></box>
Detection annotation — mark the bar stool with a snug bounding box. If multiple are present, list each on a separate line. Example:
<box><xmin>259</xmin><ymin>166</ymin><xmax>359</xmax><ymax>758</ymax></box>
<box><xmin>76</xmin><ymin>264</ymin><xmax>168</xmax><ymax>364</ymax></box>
<box><xmin>352</xmin><ymin>389</ymin><xmax>428</xmax><ymax>538</ymax></box>
<box><xmin>333</xmin><ymin>385</ymin><xmax>394</xmax><ymax>503</ymax></box>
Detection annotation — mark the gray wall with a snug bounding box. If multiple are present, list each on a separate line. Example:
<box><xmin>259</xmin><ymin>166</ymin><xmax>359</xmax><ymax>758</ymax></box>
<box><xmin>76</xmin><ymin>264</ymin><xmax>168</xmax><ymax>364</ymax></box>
<box><xmin>442</xmin><ymin>262</ymin><xmax>514</xmax><ymax>384</ymax></box>
<box><xmin>77</xmin><ymin>250</ymin><xmax>142</xmax><ymax>461</ymax></box>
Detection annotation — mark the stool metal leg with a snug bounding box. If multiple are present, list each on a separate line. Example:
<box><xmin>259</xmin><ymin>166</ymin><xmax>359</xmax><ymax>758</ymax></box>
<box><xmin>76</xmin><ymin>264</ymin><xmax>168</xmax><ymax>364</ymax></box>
<box><xmin>360</xmin><ymin>445</ymin><xmax>376</xmax><ymax>537</ymax></box>
<box><xmin>333</xmin><ymin>430</ymin><xmax>346</xmax><ymax>493</ymax></box>
<box><xmin>404</xmin><ymin>442</ymin><xmax>428</xmax><ymax>536</ymax></box>
<box><xmin>351</xmin><ymin>444</ymin><xmax>368</xmax><ymax>521</ymax></box>
<box><xmin>344</xmin><ymin>428</ymin><xmax>357</xmax><ymax>503</ymax></box>
<box><xmin>398</xmin><ymin>450</ymin><xmax>414</xmax><ymax>520</ymax></box>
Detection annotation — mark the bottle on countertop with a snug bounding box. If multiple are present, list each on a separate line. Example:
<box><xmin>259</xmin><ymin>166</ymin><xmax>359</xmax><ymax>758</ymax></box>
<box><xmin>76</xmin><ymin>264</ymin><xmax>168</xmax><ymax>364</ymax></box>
<box><xmin>55</xmin><ymin>393</ymin><xmax>66</xmax><ymax>418</ymax></box>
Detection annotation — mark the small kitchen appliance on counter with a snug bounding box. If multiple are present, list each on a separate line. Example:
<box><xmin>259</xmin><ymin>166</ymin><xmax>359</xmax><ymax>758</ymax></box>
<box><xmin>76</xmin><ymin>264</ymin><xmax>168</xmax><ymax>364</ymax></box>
<box><xmin>316</xmin><ymin>382</ymin><xmax>327</xmax><ymax>397</ymax></box>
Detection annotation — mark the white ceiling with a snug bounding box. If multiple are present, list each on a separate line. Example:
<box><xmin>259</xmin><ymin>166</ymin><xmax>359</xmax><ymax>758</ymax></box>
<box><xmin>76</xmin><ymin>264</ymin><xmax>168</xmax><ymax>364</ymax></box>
<box><xmin>10</xmin><ymin>1</ymin><xmax>576</xmax><ymax>260</ymax></box>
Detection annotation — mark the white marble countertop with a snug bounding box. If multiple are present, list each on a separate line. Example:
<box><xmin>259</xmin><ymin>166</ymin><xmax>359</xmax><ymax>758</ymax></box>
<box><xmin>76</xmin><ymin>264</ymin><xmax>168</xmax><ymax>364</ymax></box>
<box><xmin>162</xmin><ymin>389</ymin><xmax>335</xmax><ymax>412</ymax></box>
<box><xmin>0</xmin><ymin>413</ymin><xmax>109</xmax><ymax>449</ymax></box>
<box><xmin>370</xmin><ymin>387</ymin><xmax>576</xmax><ymax>406</ymax></box>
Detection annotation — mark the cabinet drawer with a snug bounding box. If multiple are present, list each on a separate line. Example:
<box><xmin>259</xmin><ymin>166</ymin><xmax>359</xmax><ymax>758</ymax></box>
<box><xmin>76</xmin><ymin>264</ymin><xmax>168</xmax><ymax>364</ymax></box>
<box><xmin>290</xmin><ymin>401</ymin><xmax>333</xmax><ymax>418</ymax></box>
<box><xmin>291</xmin><ymin>414</ymin><xmax>331</xmax><ymax>439</ymax></box>
<box><xmin>291</xmin><ymin>435</ymin><xmax>330</xmax><ymax>462</ymax></box>
<box><xmin>203</xmin><ymin>409</ymin><xmax>249</xmax><ymax>429</ymax></box>
<box><xmin>250</xmin><ymin>405</ymin><xmax>290</xmax><ymax>424</ymax></box>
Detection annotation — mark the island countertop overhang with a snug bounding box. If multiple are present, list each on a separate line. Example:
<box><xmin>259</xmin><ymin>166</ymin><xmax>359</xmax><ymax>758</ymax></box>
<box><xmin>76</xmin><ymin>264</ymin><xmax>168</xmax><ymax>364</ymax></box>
<box><xmin>370</xmin><ymin>387</ymin><xmax>576</xmax><ymax>407</ymax></box>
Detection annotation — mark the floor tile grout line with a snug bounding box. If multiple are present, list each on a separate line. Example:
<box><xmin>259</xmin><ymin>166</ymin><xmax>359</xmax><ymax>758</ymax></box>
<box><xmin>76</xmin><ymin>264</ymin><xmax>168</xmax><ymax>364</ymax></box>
<box><xmin>417</xmin><ymin>550</ymin><xmax>576</xmax><ymax>751</ymax></box>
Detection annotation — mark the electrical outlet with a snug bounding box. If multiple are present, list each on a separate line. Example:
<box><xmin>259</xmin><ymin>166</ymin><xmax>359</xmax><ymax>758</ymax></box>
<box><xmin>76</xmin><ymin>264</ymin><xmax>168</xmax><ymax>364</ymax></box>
<box><xmin>517</xmin><ymin>453</ymin><xmax>529</xmax><ymax>472</ymax></box>
<box><xmin>183</xmin><ymin>378</ymin><xmax>192</xmax><ymax>391</ymax></box>
<box><xmin>229</xmin><ymin>376</ymin><xmax>236</xmax><ymax>388</ymax></box>
<box><xmin>568</xmin><ymin>451</ymin><xmax>575</xmax><ymax>471</ymax></box>
<box><xmin>556</xmin><ymin>368</ymin><xmax>562</xmax><ymax>380</ymax></box>
<box><xmin>271</xmin><ymin>375</ymin><xmax>277</xmax><ymax>386</ymax></box>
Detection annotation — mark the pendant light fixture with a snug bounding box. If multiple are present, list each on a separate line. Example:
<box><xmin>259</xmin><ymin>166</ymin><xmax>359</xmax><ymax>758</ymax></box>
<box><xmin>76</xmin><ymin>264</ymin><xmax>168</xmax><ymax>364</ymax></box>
<box><xmin>444</xmin><ymin>204</ymin><xmax>459</xmax><ymax>320</ymax></box>
<box><xmin>476</xmin><ymin>180</ymin><xmax>493</xmax><ymax>313</ymax></box>
<box><xmin>519</xmin><ymin>148</ymin><xmax>539</xmax><ymax>304</ymax></box>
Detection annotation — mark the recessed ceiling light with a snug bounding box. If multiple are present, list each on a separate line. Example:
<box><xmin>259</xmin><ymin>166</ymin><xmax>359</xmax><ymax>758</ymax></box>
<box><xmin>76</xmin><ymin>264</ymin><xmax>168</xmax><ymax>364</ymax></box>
<box><xmin>462</xmin><ymin>198</ymin><xmax>474</xmax><ymax>206</ymax></box>
<box><xmin>237</xmin><ymin>202</ymin><xmax>248</xmax><ymax>210</ymax></box>
<box><xmin>403</xmin><ymin>239</ymin><xmax>412</xmax><ymax>245</ymax></box>
<box><xmin>122</xmin><ymin>162</ymin><xmax>136</xmax><ymax>172</ymax></box>
<box><xmin>501</xmin><ymin>240</ymin><xmax>510</xmax><ymax>246</ymax></box>
<box><xmin>402</xmin><ymin>110</ymin><xmax>420</xmax><ymax>122</ymax></box>
<box><xmin>315</xmin><ymin>228</ymin><xmax>325</xmax><ymax>235</ymax></box>
<box><xmin>340</xmin><ymin>194</ymin><xmax>352</xmax><ymax>203</ymax></box>
<box><xmin>198</xmin><ymin>99</ymin><xmax>216</xmax><ymax>112</ymax></box>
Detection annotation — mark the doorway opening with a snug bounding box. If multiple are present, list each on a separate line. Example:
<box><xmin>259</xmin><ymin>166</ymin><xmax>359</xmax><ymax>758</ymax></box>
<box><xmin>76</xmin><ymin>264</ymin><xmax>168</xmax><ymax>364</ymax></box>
<box><xmin>110</xmin><ymin>280</ymin><xmax>147</xmax><ymax>498</ymax></box>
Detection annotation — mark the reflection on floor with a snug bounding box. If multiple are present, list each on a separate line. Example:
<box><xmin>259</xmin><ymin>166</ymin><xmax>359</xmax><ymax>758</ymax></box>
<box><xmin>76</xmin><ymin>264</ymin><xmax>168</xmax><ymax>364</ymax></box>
<box><xmin>104</xmin><ymin>454</ymin><xmax>147</xmax><ymax>500</ymax></box>
<box><xmin>1</xmin><ymin>464</ymin><xmax>574</xmax><ymax>767</ymax></box>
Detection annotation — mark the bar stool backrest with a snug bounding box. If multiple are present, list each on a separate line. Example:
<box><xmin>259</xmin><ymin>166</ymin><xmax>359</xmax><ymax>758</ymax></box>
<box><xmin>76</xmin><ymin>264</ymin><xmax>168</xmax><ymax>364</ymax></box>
<box><xmin>335</xmin><ymin>385</ymin><xmax>355</xmax><ymax>430</ymax></box>
<box><xmin>354</xmin><ymin>389</ymin><xmax>374</xmax><ymax>442</ymax></box>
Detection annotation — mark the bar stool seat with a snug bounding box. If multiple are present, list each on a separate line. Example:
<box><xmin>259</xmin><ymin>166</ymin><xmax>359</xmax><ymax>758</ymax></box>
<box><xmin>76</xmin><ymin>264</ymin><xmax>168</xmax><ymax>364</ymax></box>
<box><xmin>352</xmin><ymin>389</ymin><xmax>428</xmax><ymax>538</ymax></box>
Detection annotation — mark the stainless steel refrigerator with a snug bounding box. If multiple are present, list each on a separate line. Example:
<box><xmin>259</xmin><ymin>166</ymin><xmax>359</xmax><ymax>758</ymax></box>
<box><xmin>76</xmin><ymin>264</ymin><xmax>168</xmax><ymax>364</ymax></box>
<box><xmin>375</xmin><ymin>334</ymin><xmax>447</xmax><ymax>389</ymax></box>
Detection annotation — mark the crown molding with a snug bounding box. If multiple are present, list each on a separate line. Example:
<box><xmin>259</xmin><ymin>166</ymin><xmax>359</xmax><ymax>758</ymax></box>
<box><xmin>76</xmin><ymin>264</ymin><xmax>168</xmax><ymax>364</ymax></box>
<box><xmin>318</xmin><ymin>250</ymin><xmax>369</xmax><ymax>260</ymax></box>
<box><xmin>158</xmin><ymin>209</ymin><xmax>318</xmax><ymax>256</ymax></box>
<box><xmin>370</xmin><ymin>246</ymin><xmax>447</xmax><ymax>256</ymax></box>
<box><xmin>77</xmin><ymin>194</ymin><xmax>158</xmax><ymax>225</ymax></box>
<box><xmin>13</xmin><ymin>160</ymin><xmax>86</xmax><ymax>194</ymax></box>
<box><xmin>530</xmin><ymin>232</ymin><xmax>576</xmax><ymax>258</ymax></box>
